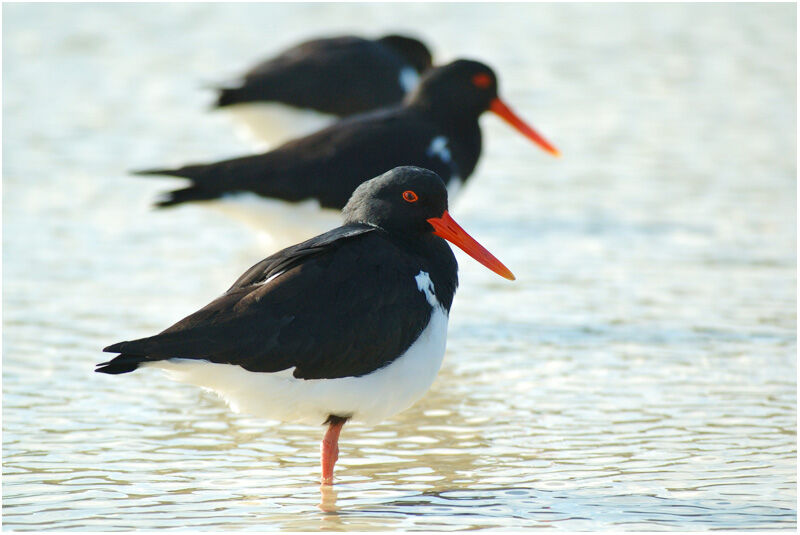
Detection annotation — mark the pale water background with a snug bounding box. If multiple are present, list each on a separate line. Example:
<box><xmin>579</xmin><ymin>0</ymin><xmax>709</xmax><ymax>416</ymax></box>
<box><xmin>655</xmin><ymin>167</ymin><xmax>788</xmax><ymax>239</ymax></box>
<box><xmin>2</xmin><ymin>3</ymin><xmax>796</xmax><ymax>531</ymax></box>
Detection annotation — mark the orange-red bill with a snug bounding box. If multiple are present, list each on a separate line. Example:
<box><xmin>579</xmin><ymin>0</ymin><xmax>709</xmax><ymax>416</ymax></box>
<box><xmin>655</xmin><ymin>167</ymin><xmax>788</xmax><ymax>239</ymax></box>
<box><xmin>427</xmin><ymin>211</ymin><xmax>515</xmax><ymax>281</ymax></box>
<box><xmin>490</xmin><ymin>97</ymin><xmax>560</xmax><ymax>157</ymax></box>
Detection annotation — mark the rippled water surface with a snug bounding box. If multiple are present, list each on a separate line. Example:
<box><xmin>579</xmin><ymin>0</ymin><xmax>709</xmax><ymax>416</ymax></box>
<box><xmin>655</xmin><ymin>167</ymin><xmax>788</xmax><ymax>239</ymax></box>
<box><xmin>3</xmin><ymin>3</ymin><xmax>796</xmax><ymax>531</ymax></box>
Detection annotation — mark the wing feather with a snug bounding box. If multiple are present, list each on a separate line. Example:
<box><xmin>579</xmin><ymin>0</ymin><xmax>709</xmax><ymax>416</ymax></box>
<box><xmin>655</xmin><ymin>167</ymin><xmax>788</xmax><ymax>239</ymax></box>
<box><xmin>101</xmin><ymin>228</ymin><xmax>434</xmax><ymax>379</ymax></box>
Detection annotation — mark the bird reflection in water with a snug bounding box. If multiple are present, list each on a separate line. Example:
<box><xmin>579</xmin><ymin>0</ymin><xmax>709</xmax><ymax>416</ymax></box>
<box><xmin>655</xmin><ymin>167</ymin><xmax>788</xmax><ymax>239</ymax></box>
<box><xmin>317</xmin><ymin>483</ymin><xmax>340</xmax><ymax>513</ymax></box>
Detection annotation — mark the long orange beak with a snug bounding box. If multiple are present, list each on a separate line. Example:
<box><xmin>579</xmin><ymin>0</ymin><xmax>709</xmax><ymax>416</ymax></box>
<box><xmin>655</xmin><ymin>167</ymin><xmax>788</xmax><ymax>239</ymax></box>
<box><xmin>427</xmin><ymin>211</ymin><xmax>515</xmax><ymax>280</ymax></box>
<box><xmin>490</xmin><ymin>97</ymin><xmax>560</xmax><ymax>157</ymax></box>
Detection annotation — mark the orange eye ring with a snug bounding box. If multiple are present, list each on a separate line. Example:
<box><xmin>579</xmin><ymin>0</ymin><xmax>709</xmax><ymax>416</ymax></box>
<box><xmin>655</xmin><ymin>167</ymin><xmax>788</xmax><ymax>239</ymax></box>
<box><xmin>402</xmin><ymin>190</ymin><xmax>419</xmax><ymax>203</ymax></box>
<box><xmin>472</xmin><ymin>73</ymin><xmax>492</xmax><ymax>89</ymax></box>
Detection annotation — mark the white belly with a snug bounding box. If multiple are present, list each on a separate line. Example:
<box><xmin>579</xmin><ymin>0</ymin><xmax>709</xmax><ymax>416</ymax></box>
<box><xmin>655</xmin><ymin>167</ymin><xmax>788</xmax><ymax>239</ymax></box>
<box><xmin>220</xmin><ymin>102</ymin><xmax>337</xmax><ymax>148</ymax></box>
<box><xmin>146</xmin><ymin>305</ymin><xmax>449</xmax><ymax>425</ymax></box>
<box><xmin>200</xmin><ymin>192</ymin><xmax>344</xmax><ymax>250</ymax></box>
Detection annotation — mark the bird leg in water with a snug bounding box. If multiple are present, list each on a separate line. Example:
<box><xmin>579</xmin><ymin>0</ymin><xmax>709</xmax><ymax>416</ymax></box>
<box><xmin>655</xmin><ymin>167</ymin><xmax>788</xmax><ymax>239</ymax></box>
<box><xmin>320</xmin><ymin>415</ymin><xmax>347</xmax><ymax>485</ymax></box>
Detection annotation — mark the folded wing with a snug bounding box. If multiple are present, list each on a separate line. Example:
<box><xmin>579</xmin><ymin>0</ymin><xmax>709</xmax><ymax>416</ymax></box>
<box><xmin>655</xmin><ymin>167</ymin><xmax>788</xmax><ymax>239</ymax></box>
<box><xmin>98</xmin><ymin>226</ymin><xmax>433</xmax><ymax>380</ymax></box>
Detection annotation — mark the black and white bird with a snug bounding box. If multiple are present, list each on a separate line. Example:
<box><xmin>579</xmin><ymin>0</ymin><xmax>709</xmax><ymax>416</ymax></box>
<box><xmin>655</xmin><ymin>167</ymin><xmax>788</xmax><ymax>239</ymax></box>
<box><xmin>214</xmin><ymin>34</ymin><xmax>433</xmax><ymax>145</ymax></box>
<box><xmin>97</xmin><ymin>166</ymin><xmax>515</xmax><ymax>485</ymax></box>
<box><xmin>141</xmin><ymin>59</ymin><xmax>559</xmax><ymax>243</ymax></box>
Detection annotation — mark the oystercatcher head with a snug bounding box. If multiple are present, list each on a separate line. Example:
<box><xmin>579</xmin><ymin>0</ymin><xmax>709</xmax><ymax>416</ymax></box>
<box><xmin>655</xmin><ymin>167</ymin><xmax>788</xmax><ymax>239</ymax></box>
<box><xmin>135</xmin><ymin>58</ymin><xmax>559</xmax><ymax>245</ymax></box>
<box><xmin>405</xmin><ymin>59</ymin><xmax>560</xmax><ymax>156</ymax></box>
<box><xmin>375</xmin><ymin>34</ymin><xmax>433</xmax><ymax>75</ymax></box>
<box><xmin>97</xmin><ymin>166</ymin><xmax>514</xmax><ymax>485</ymax></box>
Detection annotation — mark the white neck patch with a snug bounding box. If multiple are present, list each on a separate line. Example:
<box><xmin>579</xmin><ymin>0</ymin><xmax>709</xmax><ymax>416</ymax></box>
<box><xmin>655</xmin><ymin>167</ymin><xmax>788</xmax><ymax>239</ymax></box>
<box><xmin>399</xmin><ymin>67</ymin><xmax>420</xmax><ymax>92</ymax></box>
<box><xmin>415</xmin><ymin>270</ymin><xmax>439</xmax><ymax>307</ymax></box>
<box><xmin>426</xmin><ymin>136</ymin><xmax>452</xmax><ymax>164</ymax></box>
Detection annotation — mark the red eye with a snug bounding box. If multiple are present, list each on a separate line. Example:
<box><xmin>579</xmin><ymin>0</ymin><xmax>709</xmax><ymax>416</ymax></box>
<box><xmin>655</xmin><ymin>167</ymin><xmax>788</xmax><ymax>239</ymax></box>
<box><xmin>402</xmin><ymin>190</ymin><xmax>418</xmax><ymax>203</ymax></box>
<box><xmin>472</xmin><ymin>73</ymin><xmax>492</xmax><ymax>88</ymax></box>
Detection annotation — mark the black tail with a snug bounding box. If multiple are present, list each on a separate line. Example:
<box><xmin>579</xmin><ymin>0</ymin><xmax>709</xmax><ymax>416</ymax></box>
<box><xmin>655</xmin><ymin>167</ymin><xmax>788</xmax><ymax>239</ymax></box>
<box><xmin>95</xmin><ymin>353</ymin><xmax>148</xmax><ymax>375</ymax></box>
<box><xmin>132</xmin><ymin>167</ymin><xmax>222</xmax><ymax>208</ymax></box>
<box><xmin>132</xmin><ymin>167</ymin><xmax>200</xmax><ymax>180</ymax></box>
<box><xmin>215</xmin><ymin>85</ymin><xmax>265</xmax><ymax>108</ymax></box>
<box><xmin>153</xmin><ymin>186</ymin><xmax>221</xmax><ymax>208</ymax></box>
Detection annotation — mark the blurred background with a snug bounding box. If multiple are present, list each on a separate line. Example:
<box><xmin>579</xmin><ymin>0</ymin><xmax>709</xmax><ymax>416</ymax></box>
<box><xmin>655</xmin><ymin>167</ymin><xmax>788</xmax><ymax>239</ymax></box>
<box><xmin>2</xmin><ymin>3</ymin><xmax>796</xmax><ymax>530</ymax></box>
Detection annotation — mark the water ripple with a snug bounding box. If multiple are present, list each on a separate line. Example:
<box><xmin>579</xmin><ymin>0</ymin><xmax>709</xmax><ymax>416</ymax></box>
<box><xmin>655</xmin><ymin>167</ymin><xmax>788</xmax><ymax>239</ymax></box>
<box><xmin>3</xmin><ymin>2</ymin><xmax>796</xmax><ymax>531</ymax></box>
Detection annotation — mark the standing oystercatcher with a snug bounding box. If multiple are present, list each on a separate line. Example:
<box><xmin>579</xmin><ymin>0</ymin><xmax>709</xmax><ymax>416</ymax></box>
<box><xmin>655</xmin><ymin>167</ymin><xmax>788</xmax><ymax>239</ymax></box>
<box><xmin>97</xmin><ymin>166</ymin><xmax>514</xmax><ymax>485</ymax></box>
<box><xmin>139</xmin><ymin>59</ymin><xmax>559</xmax><ymax>240</ymax></box>
<box><xmin>214</xmin><ymin>34</ymin><xmax>433</xmax><ymax>145</ymax></box>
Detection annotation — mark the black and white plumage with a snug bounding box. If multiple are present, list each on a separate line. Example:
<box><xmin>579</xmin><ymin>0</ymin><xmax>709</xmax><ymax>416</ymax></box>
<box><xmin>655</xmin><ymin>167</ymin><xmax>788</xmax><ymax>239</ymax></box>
<box><xmin>139</xmin><ymin>60</ymin><xmax>559</xmax><ymax>222</ymax></box>
<box><xmin>97</xmin><ymin>167</ymin><xmax>514</xmax><ymax>482</ymax></box>
<box><xmin>99</xmin><ymin>223</ymin><xmax>452</xmax><ymax>424</ymax></box>
<box><xmin>214</xmin><ymin>34</ymin><xmax>432</xmax><ymax>145</ymax></box>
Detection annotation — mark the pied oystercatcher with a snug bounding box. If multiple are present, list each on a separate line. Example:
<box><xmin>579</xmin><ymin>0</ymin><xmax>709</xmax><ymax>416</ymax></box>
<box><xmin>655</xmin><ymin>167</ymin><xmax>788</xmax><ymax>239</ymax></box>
<box><xmin>97</xmin><ymin>166</ymin><xmax>514</xmax><ymax>484</ymax></box>
<box><xmin>140</xmin><ymin>59</ymin><xmax>559</xmax><ymax>240</ymax></box>
<box><xmin>215</xmin><ymin>34</ymin><xmax>432</xmax><ymax>145</ymax></box>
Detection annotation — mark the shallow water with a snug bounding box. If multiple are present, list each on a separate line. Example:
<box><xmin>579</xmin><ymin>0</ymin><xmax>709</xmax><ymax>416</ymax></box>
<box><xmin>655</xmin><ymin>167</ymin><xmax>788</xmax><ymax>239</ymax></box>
<box><xmin>2</xmin><ymin>3</ymin><xmax>796</xmax><ymax>531</ymax></box>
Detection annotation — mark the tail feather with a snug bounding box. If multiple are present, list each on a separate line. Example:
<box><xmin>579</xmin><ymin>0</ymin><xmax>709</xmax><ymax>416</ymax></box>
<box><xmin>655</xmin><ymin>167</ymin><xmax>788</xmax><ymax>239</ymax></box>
<box><xmin>95</xmin><ymin>353</ymin><xmax>148</xmax><ymax>375</ymax></box>
<box><xmin>132</xmin><ymin>166</ymin><xmax>223</xmax><ymax>208</ymax></box>
<box><xmin>215</xmin><ymin>85</ymin><xmax>265</xmax><ymax>108</ymax></box>
<box><xmin>132</xmin><ymin>167</ymin><xmax>199</xmax><ymax>180</ymax></box>
<box><xmin>154</xmin><ymin>186</ymin><xmax>220</xmax><ymax>208</ymax></box>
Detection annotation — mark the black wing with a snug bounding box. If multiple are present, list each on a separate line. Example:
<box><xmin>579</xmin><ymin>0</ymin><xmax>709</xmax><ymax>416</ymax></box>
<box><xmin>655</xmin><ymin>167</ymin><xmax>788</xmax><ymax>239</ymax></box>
<box><xmin>215</xmin><ymin>36</ymin><xmax>408</xmax><ymax>115</ymax></box>
<box><xmin>137</xmin><ymin>108</ymin><xmax>459</xmax><ymax>209</ymax></box>
<box><xmin>98</xmin><ymin>226</ymin><xmax>435</xmax><ymax>380</ymax></box>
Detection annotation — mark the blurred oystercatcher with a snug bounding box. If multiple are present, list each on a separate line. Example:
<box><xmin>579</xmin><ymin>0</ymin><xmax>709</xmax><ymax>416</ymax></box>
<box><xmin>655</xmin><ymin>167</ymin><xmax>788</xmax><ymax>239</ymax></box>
<box><xmin>139</xmin><ymin>59</ymin><xmax>559</xmax><ymax>239</ymax></box>
<box><xmin>214</xmin><ymin>34</ymin><xmax>432</xmax><ymax>145</ymax></box>
<box><xmin>97</xmin><ymin>166</ymin><xmax>515</xmax><ymax>485</ymax></box>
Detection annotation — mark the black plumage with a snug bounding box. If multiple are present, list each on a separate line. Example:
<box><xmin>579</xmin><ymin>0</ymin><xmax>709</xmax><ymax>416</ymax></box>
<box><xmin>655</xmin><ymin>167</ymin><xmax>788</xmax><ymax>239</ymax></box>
<box><xmin>139</xmin><ymin>59</ymin><xmax>542</xmax><ymax>210</ymax></box>
<box><xmin>214</xmin><ymin>34</ymin><xmax>432</xmax><ymax>116</ymax></box>
<box><xmin>98</xmin><ymin>167</ymin><xmax>459</xmax><ymax>380</ymax></box>
<box><xmin>97</xmin><ymin>166</ymin><xmax>518</xmax><ymax>485</ymax></box>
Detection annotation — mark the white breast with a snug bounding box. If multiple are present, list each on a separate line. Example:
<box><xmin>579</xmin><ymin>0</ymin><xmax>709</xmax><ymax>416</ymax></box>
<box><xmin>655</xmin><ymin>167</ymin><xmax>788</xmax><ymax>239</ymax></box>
<box><xmin>200</xmin><ymin>192</ymin><xmax>343</xmax><ymax>250</ymax></box>
<box><xmin>220</xmin><ymin>102</ymin><xmax>337</xmax><ymax>148</ymax></box>
<box><xmin>146</xmin><ymin>271</ymin><xmax>449</xmax><ymax>425</ymax></box>
<box><xmin>447</xmin><ymin>176</ymin><xmax>464</xmax><ymax>199</ymax></box>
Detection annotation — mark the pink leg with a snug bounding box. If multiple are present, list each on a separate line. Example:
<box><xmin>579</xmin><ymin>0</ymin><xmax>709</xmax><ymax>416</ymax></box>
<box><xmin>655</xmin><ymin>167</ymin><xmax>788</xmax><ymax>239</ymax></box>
<box><xmin>320</xmin><ymin>419</ymin><xmax>345</xmax><ymax>485</ymax></box>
